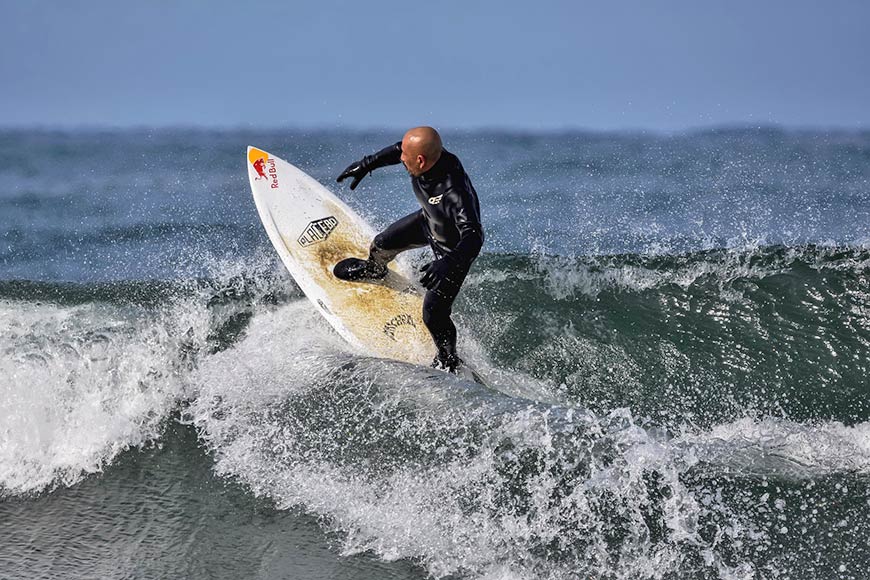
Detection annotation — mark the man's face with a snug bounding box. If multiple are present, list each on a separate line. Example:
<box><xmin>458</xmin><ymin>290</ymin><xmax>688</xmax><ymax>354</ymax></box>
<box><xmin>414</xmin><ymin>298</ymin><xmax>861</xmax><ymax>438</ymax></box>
<box><xmin>401</xmin><ymin>138</ymin><xmax>425</xmax><ymax>177</ymax></box>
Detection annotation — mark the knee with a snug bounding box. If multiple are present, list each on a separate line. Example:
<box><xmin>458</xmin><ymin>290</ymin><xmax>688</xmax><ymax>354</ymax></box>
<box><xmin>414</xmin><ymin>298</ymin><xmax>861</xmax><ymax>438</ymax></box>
<box><xmin>371</xmin><ymin>233</ymin><xmax>387</xmax><ymax>252</ymax></box>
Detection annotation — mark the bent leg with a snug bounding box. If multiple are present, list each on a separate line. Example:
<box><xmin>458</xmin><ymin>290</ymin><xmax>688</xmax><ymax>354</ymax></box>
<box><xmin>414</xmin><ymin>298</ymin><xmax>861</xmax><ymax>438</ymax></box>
<box><xmin>335</xmin><ymin>211</ymin><xmax>428</xmax><ymax>282</ymax></box>
<box><xmin>369</xmin><ymin>210</ymin><xmax>428</xmax><ymax>267</ymax></box>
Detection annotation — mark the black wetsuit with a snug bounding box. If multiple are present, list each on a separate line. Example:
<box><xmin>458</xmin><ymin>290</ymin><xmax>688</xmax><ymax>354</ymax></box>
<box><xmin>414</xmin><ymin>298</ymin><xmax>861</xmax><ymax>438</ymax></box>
<box><xmin>362</xmin><ymin>142</ymin><xmax>484</xmax><ymax>361</ymax></box>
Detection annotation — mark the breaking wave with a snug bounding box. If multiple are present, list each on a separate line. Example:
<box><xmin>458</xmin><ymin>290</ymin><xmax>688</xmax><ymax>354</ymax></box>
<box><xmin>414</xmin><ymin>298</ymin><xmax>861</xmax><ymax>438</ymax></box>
<box><xmin>3</xmin><ymin>244</ymin><xmax>869</xmax><ymax>578</ymax></box>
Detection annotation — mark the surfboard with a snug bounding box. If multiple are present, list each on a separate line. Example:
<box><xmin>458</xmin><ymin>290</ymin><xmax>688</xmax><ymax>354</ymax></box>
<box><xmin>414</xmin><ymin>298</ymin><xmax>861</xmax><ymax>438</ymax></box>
<box><xmin>246</xmin><ymin>146</ymin><xmax>438</xmax><ymax>368</ymax></box>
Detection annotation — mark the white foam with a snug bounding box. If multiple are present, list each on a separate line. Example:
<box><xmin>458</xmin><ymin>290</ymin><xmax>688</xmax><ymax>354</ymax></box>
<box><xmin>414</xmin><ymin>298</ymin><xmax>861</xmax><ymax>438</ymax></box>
<box><xmin>679</xmin><ymin>416</ymin><xmax>870</xmax><ymax>478</ymax></box>
<box><xmin>532</xmin><ymin>244</ymin><xmax>870</xmax><ymax>300</ymax></box>
<box><xmin>0</xmin><ymin>298</ymin><xmax>208</xmax><ymax>494</ymax></box>
<box><xmin>188</xmin><ymin>308</ymin><xmax>778</xmax><ymax>579</ymax></box>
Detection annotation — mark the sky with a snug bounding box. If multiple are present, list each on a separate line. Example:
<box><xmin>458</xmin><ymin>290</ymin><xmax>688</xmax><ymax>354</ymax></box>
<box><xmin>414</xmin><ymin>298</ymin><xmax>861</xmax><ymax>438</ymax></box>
<box><xmin>1</xmin><ymin>0</ymin><xmax>869</xmax><ymax>131</ymax></box>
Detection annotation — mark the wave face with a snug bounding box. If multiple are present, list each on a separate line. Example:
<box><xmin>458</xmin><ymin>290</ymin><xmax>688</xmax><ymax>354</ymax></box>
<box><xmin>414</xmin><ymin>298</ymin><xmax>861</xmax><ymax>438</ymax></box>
<box><xmin>462</xmin><ymin>245</ymin><xmax>870</xmax><ymax>428</ymax></box>
<box><xmin>3</xmin><ymin>245</ymin><xmax>868</xmax><ymax>578</ymax></box>
<box><xmin>0</xmin><ymin>255</ymin><xmax>291</xmax><ymax>495</ymax></box>
<box><xmin>3</xmin><ymin>129</ymin><xmax>870</xmax><ymax>578</ymax></box>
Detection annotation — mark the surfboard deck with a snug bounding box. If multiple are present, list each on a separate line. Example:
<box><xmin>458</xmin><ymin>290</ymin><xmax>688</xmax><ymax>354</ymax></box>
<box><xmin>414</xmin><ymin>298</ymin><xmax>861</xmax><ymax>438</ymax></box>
<box><xmin>246</xmin><ymin>146</ymin><xmax>447</xmax><ymax>371</ymax></box>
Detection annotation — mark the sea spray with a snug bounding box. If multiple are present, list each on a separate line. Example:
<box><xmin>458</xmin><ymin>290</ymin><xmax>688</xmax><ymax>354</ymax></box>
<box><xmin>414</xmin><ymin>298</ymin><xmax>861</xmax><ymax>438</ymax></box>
<box><xmin>0</xmin><ymin>299</ymin><xmax>200</xmax><ymax>494</ymax></box>
<box><xmin>0</xmin><ymin>252</ymin><xmax>292</xmax><ymax>495</ymax></box>
<box><xmin>187</xmin><ymin>304</ymin><xmax>773</xmax><ymax>578</ymax></box>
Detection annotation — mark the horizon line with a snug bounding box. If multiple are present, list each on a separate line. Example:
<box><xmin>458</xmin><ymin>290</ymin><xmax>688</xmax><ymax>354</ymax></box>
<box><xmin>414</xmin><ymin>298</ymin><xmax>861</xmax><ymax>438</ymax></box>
<box><xmin>1</xmin><ymin>121</ymin><xmax>869</xmax><ymax>136</ymax></box>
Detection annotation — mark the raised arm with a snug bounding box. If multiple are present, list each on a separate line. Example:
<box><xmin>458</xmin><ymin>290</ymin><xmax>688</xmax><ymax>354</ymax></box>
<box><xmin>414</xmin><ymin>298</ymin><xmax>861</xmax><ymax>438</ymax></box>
<box><xmin>336</xmin><ymin>141</ymin><xmax>402</xmax><ymax>190</ymax></box>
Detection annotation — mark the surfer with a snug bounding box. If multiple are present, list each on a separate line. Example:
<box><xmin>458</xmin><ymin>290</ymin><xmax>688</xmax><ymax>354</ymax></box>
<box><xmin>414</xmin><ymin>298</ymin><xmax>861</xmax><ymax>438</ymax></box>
<box><xmin>334</xmin><ymin>127</ymin><xmax>484</xmax><ymax>373</ymax></box>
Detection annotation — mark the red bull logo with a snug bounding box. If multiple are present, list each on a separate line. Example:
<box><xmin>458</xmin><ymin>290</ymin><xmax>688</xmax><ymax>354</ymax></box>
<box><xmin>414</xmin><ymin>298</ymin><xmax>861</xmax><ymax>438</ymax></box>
<box><xmin>248</xmin><ymin>148</ymin><xmax>279</xmax><ymax>189</ymax></box>
<box><xmin>253</xmin><ymin>157</ymin><xmax>267</xmax><ymax>180</ymax></box>
<box><xmin>248</xmin><ymin>148</ymin><xmax>269</xmax><ymax>180</ymax></box>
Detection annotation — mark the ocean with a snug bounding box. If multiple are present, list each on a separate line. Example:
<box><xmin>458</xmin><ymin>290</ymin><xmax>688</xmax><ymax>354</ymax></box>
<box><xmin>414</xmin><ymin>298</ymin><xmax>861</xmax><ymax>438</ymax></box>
<box><xmin>1</xmin><ymin>127</ymin><xmax>869</xmax><ymax>579</ymax></box>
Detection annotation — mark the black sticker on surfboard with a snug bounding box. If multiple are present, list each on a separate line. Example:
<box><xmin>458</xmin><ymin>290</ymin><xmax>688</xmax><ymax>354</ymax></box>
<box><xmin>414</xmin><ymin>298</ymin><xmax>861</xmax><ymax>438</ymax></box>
<box><xmin>382</xmin><ymin>313</ymin><xmax>417</xmax><ymax>341</ymax></box>
<box><xmin>298</xmin><ymin>216</ymin><xmax>339</xmax><ymax>247</ymax></box>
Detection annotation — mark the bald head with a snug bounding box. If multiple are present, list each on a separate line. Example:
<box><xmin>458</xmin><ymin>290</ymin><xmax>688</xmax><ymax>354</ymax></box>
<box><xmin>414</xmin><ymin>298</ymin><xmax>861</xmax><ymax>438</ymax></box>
<box><xmin>400</xmin><ymin>126</ymin><xmax>443</xmax><ymax>177</ymax></box>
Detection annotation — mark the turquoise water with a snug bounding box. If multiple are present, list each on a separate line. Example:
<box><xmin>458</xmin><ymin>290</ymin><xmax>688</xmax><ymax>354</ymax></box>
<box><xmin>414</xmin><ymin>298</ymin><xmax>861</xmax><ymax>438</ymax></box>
<box><xmin>2</xmin><ymin>128</ymin><xmax>869</xmax><ymax>579</ymax></box>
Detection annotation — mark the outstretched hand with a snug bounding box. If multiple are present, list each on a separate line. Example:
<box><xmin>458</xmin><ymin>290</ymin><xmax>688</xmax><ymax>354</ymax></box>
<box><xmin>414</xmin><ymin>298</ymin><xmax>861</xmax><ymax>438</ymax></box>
<box><xmin>336</xmin><ymin>160</ymin><xmax>368</xmax><ymax>190</ymax></box>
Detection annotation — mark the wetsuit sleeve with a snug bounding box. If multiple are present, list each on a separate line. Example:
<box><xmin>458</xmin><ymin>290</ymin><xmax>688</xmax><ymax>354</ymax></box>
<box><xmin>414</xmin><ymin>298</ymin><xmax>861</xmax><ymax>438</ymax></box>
<box><xmin>362</xmin><ymin>141</ymin><xmax>402</xmax><ymax>171</ymax></box>
<box><xmin>442</xmin><ymin>192</ymin><xmax>484</xmax><ymax>267</ymax></box>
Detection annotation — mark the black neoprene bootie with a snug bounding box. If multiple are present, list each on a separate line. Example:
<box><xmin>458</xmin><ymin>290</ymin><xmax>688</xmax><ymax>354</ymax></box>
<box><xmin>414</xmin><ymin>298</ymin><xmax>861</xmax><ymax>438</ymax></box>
<box><xmin>333</xmin><ymin>258</ymin><xmax>388</xmax><ymax>281</ymax></box>
<box><xmin>431</xmin><ymin>353</ymin><xmax>463</xmax><ymax>373</ymax></box>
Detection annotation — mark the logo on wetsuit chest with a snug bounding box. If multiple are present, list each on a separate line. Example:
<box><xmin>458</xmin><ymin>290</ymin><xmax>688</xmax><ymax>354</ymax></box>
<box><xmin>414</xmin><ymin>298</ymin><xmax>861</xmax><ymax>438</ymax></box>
<box><xmin>298</xmin><ymin>216</ymin><xmax>339</xmax><ymax>247</ymax></box>
<box><xmin>382</xmin><ymin>313</ymin><xmax>417</xmax><ymax>341</ymax></box>
<box><xmin>427</xmin><ymin>195</ymin><xmax>443</xmax><ymax>205</ymax></box>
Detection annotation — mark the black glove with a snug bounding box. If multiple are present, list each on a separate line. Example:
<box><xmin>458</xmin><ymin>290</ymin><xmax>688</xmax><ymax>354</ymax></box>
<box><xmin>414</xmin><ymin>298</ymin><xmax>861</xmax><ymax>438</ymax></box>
<box><xmin>420</xmin><ymin>257</ymin><xmax>456</xmax><ymax>291</ymax></box>
<box><xmin>336</xmin><ymin>141</ymin><xmax>402</xmax><ymax>189</ymax></box>
<box><xmin>337</xmin><ymin>143</ymin><xmax>403</xmax><ymax>190</ymax></box>
<box><xmin>336</xmin><ymin>159</ymin><xmax>369</xmax><ymax>190</ymax></box>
